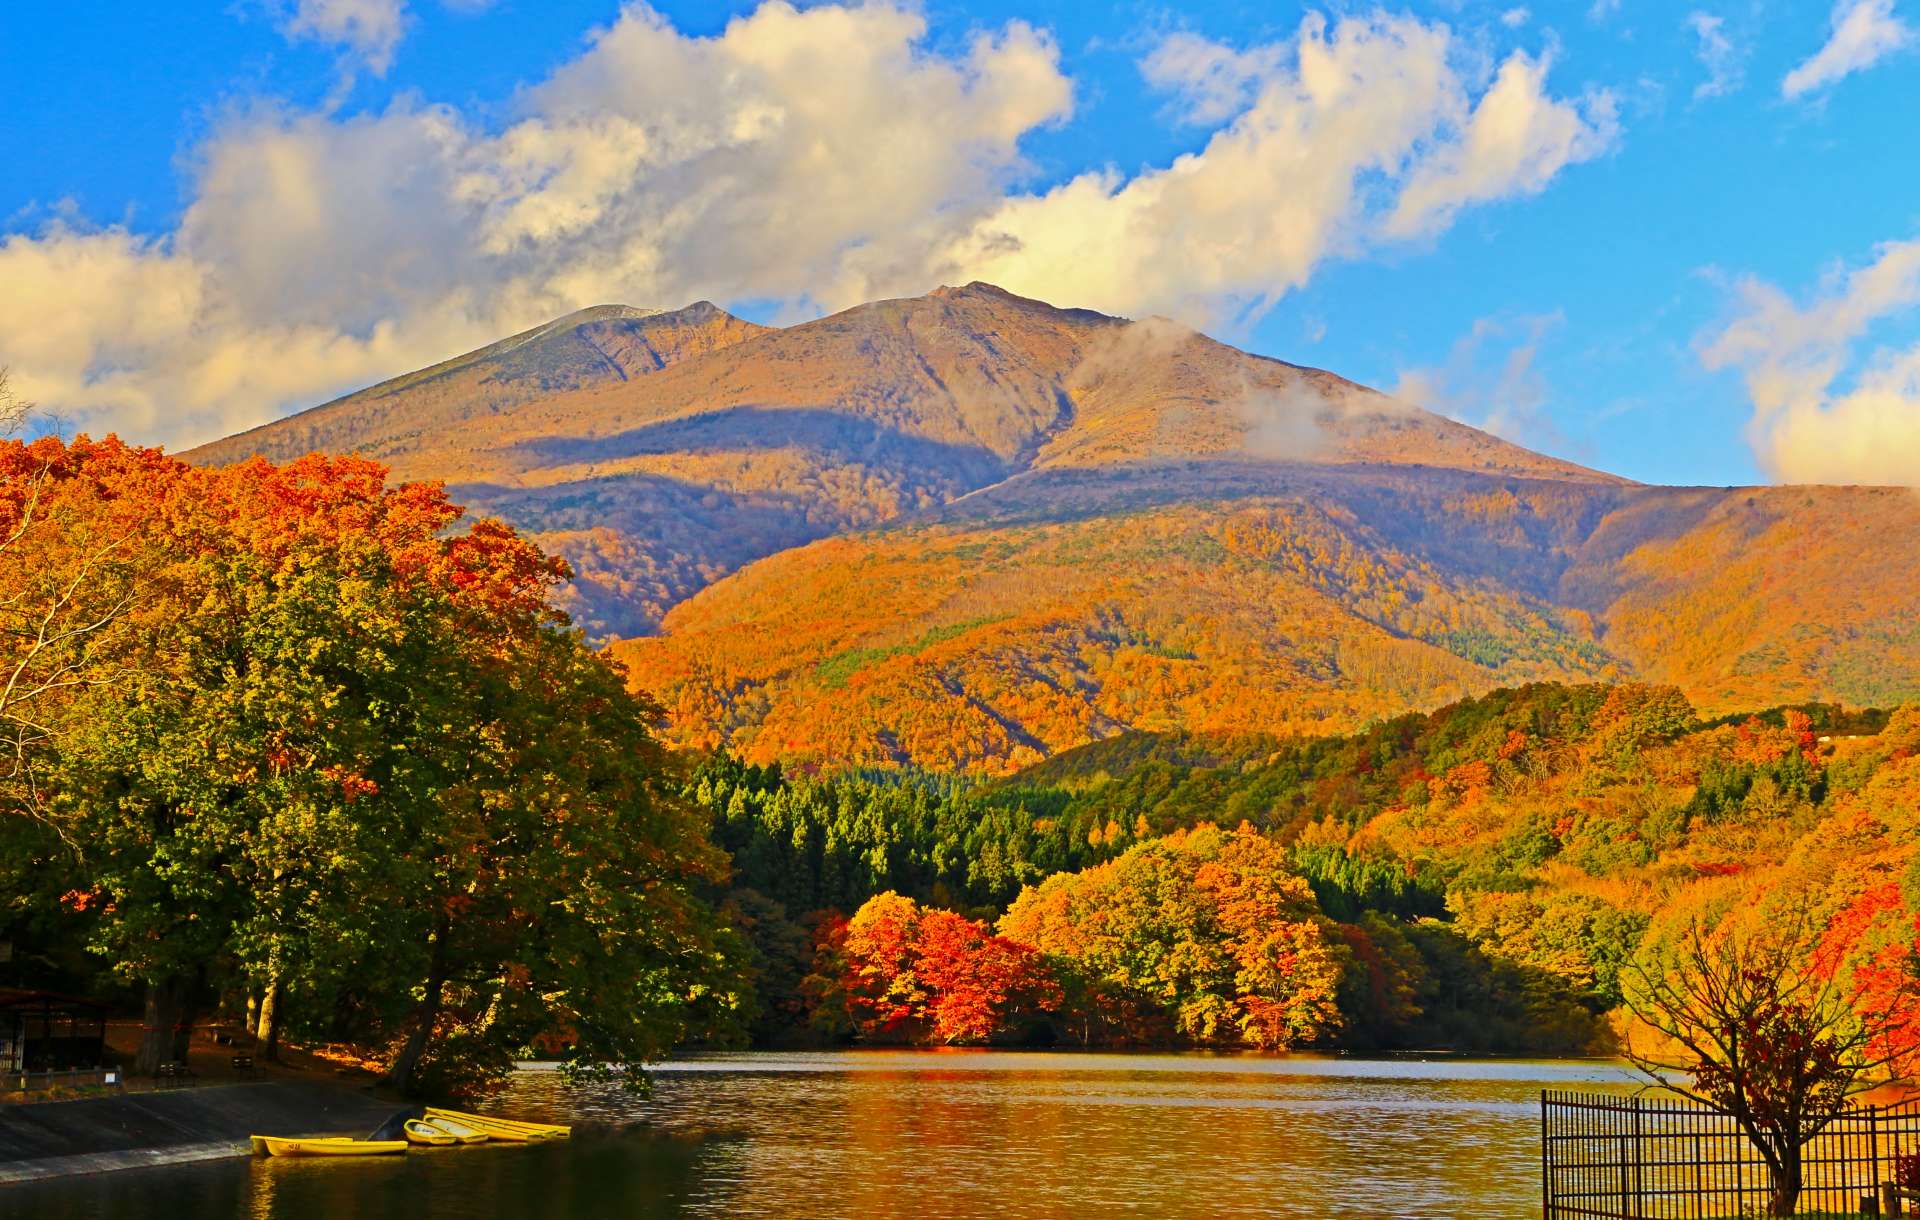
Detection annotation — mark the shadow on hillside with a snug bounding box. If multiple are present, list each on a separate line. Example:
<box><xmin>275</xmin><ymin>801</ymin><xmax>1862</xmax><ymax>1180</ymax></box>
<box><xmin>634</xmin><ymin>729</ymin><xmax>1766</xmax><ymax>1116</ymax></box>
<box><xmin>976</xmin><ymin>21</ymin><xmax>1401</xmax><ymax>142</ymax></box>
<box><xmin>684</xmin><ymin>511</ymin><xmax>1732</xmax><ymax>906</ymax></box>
<box><xmin>921</xmin><ymin>458</ymin><xmax>1744</xmax><ymax>601</ymax></box>
<box><xmin>450</xmin><ymin>470</ymin><xmax>855</xmax><ymax>639</ymax></box>
<box><xmin>505</xmin><ymin>406</ymin><xmax>1012</xmax><ymax>487</ymax></box>
<box><xmin>447</xmin><ymin>453</ymin><xmax>1771</xmax><ymax>642</ymax></box>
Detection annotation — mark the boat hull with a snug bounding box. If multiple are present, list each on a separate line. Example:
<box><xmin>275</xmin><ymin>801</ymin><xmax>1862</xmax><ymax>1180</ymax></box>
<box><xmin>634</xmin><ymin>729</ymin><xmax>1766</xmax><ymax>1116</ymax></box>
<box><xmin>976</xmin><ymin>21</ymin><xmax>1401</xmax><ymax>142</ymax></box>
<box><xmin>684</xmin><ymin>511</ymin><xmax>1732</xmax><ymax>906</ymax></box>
<box><xmin>404</xmin><ymin>1120</ymin><xmax>458</xmax><ymax>1147</ymax></box>
<box><xmin>420</xmin><ymin>1118</ymin><xmax>491</xmax><ymax>1145</ymax></box>
<box><xmin>254</xmin><ymin>1136</ymin><xmax>407</xmax><ymax>1157</ymax></box>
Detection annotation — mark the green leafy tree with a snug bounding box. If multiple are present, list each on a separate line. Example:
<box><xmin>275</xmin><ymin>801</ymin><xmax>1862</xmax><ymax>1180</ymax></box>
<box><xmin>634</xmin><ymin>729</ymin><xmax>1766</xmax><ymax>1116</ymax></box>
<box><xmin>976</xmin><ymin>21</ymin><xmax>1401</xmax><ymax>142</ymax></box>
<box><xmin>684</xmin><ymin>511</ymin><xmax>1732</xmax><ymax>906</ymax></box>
<box><xmin>42</xmin><ymin>444</ymin><xmax>741</xmax><ymax>1089</ymax></box>
<box><xmin>999</xmin><ymin>823</ymin><xmax>1348</xmax><ymax>1048</ymax></box>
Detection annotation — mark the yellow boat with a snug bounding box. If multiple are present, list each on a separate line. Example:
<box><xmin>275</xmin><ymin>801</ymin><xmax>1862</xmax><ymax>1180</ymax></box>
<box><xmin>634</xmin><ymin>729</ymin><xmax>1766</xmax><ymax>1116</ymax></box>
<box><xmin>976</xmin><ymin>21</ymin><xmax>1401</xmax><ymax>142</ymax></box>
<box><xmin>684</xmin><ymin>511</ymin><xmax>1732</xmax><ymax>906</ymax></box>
<box><xmin>403</xmin><ymin>1119</ymin><xmax>458</xmax><ymax>1147</ymax></box>
<box><xmin>252</xmin><ymin>1135</ymin><xmax>407</xmax><ymax>1157</ymax></box>
<box><xmin>425</xmin><ymin>1106</ymin><xmax>571</xmax><ymax>1141</ymax></box>
<box><xmin>419</xmin><ymin>1117</ymin><xmax>491</xmax><ymax>1145</ymax></box>
<box><xmin>420</xmin><ymin>1113</ymin><xmax>537</xmax><ymax>1143</ymax></box>
<box><xmin>422</xmin><ymin>1110</ymin><xmax>559</xmax><ymax>1142</ymax></box>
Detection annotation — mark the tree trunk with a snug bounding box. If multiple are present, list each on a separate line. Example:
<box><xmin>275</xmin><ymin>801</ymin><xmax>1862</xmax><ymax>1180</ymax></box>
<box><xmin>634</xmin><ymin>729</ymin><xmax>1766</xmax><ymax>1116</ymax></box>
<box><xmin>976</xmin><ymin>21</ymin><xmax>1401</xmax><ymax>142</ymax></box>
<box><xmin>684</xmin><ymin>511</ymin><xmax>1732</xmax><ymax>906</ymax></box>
<box><xmin>255</xmin><ymin>960</ymin><xmax>283</xmax><ymax>1063</ymax></box>
<box><xmin>1767</xmin><ymin>1149</ymin><xmax>1802</xmax><ymax>1217</ymax></box>
<box><xmin>134</xmin><ymin>975</ymin><xmax>198</xmax><ymax>1076</ymax></box>
<box><xmin>385</xmin><ymin>919</ymin><xmax>449</xmax><ymax>1097</ymax></box>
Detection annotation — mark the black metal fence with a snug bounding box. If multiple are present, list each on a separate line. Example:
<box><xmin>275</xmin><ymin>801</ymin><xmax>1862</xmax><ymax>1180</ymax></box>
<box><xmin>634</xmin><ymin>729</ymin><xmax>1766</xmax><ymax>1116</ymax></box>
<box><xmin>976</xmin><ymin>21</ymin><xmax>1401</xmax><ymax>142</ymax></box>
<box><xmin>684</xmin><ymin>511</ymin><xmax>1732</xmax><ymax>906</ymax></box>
<box><xmin>1542</xmin><ymin>1090</ymin><xmax>1920</xmax><ymax>1218</ymax></box>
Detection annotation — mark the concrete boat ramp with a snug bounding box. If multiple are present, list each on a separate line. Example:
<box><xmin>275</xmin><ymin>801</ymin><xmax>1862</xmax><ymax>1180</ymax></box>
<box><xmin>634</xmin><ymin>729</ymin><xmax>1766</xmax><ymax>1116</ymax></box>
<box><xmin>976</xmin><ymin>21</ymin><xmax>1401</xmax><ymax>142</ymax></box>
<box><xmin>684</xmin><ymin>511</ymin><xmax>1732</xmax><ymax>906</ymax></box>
<box><xmin>0</xmin><ymin>1082</ymin><xmax>406</xmax><ymax>1183</ymax></box>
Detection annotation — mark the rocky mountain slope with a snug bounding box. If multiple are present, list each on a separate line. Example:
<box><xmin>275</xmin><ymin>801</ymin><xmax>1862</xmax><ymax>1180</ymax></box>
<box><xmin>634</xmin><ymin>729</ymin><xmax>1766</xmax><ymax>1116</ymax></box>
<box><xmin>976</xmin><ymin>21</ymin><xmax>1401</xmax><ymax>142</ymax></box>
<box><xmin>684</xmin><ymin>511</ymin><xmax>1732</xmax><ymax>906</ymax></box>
<box><xmin>192</xmin><ymin>284</ymin><xmax>1920</xmax><ymax>770</ymax></box>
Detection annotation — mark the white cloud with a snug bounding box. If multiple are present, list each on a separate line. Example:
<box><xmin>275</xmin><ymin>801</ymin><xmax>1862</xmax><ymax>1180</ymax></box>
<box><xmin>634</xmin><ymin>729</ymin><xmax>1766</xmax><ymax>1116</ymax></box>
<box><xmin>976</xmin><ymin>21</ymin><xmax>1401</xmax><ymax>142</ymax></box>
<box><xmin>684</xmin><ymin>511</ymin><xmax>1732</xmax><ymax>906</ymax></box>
<box><xmin>933</xmin><ymin>13</ymin><xmax>1614</xmax><ymax>323</ymax></box>
<box><xmin>282</xmin><ymin>0</ymin><xmax>409</xmax><ymax>75</ymax></box>
<box><xmin>1140</xmin><ymin>32</ymin><xmax>1288</xmax><ymax>126</ymax></box>
<box><xmin>1501</xmin><ymin>8</ymin><xmax>1533</xmax><ymax>29</ymax></box>
<box><xmin>1686</xmin><ymin>12</ymin><xmax>1745</xmax><ymax>99</ymax></box>
<box><xmin>1384</xmin><ymin>50</ymin><xmax>1616</xmax><ymax>239</ymax></box>
<box><xmin>0</xmin><ymin>3</ymin><xmax>1615</xmax><ymax>451</ymax></box>
<box><xmin>1</xmin><ymin>2</ymin><xmax>1070</xmax><ymax>448</ymax></box>
<box><xmin>1782</xmin><ymin>0</ymin><xmax>1913</xmax><ymax>98</ymax></box>
<box><xmin>1701</xmin><ymin>238</ymin><xmax>1920</xmax><ymax>485</ymax></box>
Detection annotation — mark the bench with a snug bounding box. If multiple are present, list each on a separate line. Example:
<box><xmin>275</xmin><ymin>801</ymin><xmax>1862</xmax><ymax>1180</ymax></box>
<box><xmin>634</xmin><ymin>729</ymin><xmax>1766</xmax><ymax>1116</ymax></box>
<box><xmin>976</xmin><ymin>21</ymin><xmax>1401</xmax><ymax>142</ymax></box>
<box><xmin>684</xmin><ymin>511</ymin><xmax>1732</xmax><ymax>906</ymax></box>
<box><xmin>230</xmin><ymin>1054</ymin><xmax>256</xmax><ymax>1079</ymax></box>
<box><xmin>156</xmin><ymin>1060</ymin><xmax>197</xmax><ymax>1087</ymax></box>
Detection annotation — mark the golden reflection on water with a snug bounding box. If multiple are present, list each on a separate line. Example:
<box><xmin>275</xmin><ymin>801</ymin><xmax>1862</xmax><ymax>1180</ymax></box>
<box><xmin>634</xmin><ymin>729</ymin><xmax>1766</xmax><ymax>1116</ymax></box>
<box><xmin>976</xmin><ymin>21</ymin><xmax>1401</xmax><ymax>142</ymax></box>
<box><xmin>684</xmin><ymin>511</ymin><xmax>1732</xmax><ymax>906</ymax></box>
<box><xmin>14</xmin><ymin>1052</ymin><xmax>1642</xmax><ymax>1219</ymax></box>
<box><xmin>499</xmin><ymin>1051</ymin><xmax>1641</xmax><ymax>1219</ymax></box>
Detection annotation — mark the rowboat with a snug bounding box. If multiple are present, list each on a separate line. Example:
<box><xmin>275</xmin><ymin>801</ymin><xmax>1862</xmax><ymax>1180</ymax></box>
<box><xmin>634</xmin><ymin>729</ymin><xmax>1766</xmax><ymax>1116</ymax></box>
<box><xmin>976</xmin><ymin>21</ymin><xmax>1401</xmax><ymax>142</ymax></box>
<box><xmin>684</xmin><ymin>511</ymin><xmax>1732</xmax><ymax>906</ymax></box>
<box><xmin>419</xmin><ymin>1116</ymin><xmax>491</xmax><ymax>1145</ymax></box>
<box><xmin>252</xmin><ymin>1135</ymin><xmax>407</xmax><ymax>1157</ymax></box>
<box><xmin>419</xmin><ymin>1114</ymin><xmax>536</xmax><ymax>1143</ymax></box>
<box><xmin>403</xmin><ymin>1119</ymin><xmax>458</xmax><ymax>1147</ymax></box>
<box><xmin>422</xmin><ymin>1108</ymin><xmax>565</xmax><ymax>1142</ymax></box>
<box><xmin>425</xmin><ymin>1106</ymin><xmax>571</xmax><ymax>1141</ymax></box>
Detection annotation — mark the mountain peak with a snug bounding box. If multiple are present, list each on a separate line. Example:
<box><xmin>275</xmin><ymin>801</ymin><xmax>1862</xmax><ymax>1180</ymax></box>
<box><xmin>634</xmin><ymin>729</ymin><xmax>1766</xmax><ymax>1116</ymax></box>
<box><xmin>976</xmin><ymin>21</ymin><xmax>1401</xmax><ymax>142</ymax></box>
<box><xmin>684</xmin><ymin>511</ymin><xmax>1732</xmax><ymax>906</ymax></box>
<box><xmin>556</xmin><ymin>303</ymin><xmax>665</xmax><ymax>322</ymax></box>
<box><xmin>924</xmin><ymin>280</ymin><xmax>1119</xmax><ymax>322</ymax></box>
<box><xmin>929</xmin><ymin>280</ymin><xmax>1022</xmax><ymax>300</ymax></box>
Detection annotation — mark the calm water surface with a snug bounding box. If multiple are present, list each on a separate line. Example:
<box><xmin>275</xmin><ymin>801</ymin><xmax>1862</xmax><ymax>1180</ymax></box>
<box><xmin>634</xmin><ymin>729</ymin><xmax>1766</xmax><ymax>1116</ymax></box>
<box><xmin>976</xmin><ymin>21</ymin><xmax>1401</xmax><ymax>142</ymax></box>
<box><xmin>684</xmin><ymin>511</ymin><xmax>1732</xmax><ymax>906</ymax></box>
<box><xmin>14</xmin><ymin>1051</ymin><xmax>1643</xmax><ymax>1219</ymax></box>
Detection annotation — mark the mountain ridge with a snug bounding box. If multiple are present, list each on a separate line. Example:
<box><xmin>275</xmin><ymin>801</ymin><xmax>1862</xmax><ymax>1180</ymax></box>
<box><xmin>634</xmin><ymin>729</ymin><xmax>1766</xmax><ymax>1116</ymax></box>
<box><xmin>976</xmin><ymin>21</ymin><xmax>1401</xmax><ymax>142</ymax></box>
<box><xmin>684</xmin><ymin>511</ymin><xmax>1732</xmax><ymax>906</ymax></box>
<box><xmin>190</xmin><ymin>282</ymin><xmax>1597</xmax><ymax>638</ymax></box>
<box><xmin>185</xmin><ymin>283</ymin><xmax>1920</xmax><ymax>771</ymax></box>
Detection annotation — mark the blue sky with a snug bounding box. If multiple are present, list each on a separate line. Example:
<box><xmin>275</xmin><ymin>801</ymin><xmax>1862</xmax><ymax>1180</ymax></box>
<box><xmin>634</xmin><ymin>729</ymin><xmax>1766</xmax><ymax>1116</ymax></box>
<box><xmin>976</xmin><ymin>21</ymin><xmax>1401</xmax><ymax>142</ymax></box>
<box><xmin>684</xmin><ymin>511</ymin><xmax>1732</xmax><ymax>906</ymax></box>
<box><xmin>4</xmin><ymin>0</ymin><xmax>1919</xmax><ymax>486</ymax></box>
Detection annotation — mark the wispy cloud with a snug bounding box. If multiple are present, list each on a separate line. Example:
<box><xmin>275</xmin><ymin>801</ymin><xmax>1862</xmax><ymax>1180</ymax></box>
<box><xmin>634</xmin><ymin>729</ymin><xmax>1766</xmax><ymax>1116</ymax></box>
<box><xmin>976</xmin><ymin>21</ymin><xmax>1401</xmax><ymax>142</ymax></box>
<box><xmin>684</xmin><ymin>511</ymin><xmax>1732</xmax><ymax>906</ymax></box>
<box><xmin>281</xmin><ymin>0</ymin><xmax>409</xmax><ymax>76</ymax></box>
<box><xmin>1782</xmin><ymin>0</ymin><xmax>1913</xmax><ymax>98</ymax></box>
<box><xmin>1702</xmin><ymin>237</ymin><xmax>1920</xmax><ymax>485</ymax></box>
<box><xmin>953</xmin><ymin>13</ymin><xmax>1616</xmax><ymax>324</ymax></box>
<box><xmin>1383</xmin><ymin>51</ymin><xmax>1616</xmax><ymax>239</ymax></box>
<box><xmin>1686</xmin><ymin>12</ymin><xmax>1745</xmax><ymax>99</ymax></box>
<box><xmin>1392</xmin><ymin>313</ymin><xmax>1572</xmax><ymax>454</ymax></box>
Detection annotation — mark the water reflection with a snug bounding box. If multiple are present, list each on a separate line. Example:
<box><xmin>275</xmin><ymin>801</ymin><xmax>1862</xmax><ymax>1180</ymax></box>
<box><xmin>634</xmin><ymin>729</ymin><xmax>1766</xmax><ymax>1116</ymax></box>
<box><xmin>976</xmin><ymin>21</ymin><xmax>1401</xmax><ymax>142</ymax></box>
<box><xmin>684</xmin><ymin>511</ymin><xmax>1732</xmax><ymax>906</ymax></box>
<box><xmin>12</xmin><ymin>1052</ymin><xmax>1643</xmax><ymax>1219</ymax></box>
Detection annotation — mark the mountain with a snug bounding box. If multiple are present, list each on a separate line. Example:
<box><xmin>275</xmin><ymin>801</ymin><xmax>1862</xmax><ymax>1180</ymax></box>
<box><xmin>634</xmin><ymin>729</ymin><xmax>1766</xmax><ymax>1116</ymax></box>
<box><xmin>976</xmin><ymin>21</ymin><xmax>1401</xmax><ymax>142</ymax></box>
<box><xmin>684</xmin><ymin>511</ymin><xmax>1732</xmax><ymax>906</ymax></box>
<box><xmin>190</xmin><ymin>284</ymin><xmax>1604</xmax><ymax>636</ymax></box>
<box><xmin>191</xmin><ymin>284</ymin><xmax>1920</xmax><ymax>771</ymax></box>
<box><xmin>190</xmin><ymin>300</ymin><xmax>782</xmax><ymax>635</ymax></box>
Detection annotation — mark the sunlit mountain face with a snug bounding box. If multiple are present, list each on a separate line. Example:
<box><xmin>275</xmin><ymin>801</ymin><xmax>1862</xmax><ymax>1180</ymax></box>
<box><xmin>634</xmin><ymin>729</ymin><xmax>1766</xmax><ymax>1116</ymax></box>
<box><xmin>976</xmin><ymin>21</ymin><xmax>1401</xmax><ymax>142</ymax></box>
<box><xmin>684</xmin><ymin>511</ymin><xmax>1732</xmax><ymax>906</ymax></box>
<box><xmin>194</xmin><ymin>283</ymin><xmax>1920</xmax><ymax>773</ymax></box>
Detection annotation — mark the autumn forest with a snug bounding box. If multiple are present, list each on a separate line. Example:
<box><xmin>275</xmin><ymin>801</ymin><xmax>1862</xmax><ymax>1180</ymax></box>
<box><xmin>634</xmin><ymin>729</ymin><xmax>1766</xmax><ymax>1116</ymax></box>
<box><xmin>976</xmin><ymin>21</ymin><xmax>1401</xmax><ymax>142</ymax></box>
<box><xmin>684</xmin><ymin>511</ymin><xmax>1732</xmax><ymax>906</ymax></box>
<box><xmin>8</xmin><ymin>423</ymin><xmax>1920</xmax><ymax>1103</ymax></box>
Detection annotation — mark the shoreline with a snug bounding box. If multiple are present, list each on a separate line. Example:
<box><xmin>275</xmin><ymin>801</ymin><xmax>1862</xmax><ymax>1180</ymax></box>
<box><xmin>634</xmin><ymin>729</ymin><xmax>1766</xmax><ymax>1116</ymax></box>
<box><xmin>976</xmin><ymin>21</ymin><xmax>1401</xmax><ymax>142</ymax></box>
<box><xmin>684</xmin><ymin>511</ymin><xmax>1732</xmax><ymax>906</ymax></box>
<box><xmin>0</xmin><ymin>1082</ymin><xmax>404</xmax><ymax>1185</ymax></box>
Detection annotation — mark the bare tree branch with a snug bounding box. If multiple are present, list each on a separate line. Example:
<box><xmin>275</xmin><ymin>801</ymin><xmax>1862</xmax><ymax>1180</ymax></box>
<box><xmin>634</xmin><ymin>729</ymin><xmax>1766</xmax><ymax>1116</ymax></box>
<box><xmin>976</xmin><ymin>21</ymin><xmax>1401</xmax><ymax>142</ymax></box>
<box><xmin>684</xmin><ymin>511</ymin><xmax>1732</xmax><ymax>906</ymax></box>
<box><xmin>1621</xmin><ymin>906</ymin><xmax>1917</xmax><ymax>1215</ymax></box>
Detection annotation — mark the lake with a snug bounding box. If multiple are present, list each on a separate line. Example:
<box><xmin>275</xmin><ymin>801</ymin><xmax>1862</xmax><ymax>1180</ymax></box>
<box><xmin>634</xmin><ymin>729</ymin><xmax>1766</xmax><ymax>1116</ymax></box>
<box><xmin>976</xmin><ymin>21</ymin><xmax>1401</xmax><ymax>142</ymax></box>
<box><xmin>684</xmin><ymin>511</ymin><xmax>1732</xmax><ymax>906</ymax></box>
<box><xmin>12</xmin><ymin>1051</ymin><xmax>1643</xmax><ymax>1218</ymax></box>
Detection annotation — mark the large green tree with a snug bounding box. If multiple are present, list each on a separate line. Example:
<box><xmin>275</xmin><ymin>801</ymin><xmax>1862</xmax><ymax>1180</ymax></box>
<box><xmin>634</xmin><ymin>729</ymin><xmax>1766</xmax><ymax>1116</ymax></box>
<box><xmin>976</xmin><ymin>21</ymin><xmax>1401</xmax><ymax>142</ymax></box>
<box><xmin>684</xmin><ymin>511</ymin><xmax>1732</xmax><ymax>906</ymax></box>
<box><xmin>30</xmin><ymin>439</ymin><xmax>742</xmax><ymax>1089</ymax></box>
<box><xmin>999</xmin><ymin>823</ymin><xmax>1349</xmax><ymax>1048</ymax></box>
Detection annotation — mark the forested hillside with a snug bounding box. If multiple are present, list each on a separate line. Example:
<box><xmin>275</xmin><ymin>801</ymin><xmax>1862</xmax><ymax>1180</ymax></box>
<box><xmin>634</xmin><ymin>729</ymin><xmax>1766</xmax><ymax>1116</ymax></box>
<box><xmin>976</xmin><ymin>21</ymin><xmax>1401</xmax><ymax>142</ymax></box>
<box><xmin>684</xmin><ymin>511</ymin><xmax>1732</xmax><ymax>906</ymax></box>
<box><xmin>618</xmin><ymin>471</ymin><xmax>1920</xmax><ymax>771</ymax></box>
<box><xmin>685</xmin><ymin>683</ymin><xmax>1920</xmax><ymax>1055</ymax></box>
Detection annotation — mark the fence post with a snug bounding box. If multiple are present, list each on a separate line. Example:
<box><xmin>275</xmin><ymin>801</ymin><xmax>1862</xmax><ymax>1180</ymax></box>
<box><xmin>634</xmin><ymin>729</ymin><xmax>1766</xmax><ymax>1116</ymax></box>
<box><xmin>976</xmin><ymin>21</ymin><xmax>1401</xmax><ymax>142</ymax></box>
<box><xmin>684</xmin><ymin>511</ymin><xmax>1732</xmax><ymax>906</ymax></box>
<box><xmin>1874</xmin><ymin>1105</ymin><xmax>1883</xmax><ymax>1202</ymax></box>
<box><xmin>1541</xmin><ymin>1091</ymin><xmax>1552</xmax><ymax>1220</ymax></box>
<box><xmin>1616</xmin><ymin>1097</ymin><xmax>1634</xmax><ymax>1220</ymax></box>
<box><xmin>1631</xmin><ymin>1097</ymin><xmax>1644</xmax><ymax>1220</ymax></box>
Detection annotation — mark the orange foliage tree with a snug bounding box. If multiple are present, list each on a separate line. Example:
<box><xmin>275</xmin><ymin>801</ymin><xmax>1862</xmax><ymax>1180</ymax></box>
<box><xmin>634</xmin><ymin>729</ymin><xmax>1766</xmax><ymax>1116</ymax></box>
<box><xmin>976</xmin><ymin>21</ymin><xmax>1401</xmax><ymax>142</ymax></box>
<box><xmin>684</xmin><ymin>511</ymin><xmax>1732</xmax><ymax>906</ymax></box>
<box><xmin>1625</xmin><ymin>911</ymin><xmax>1918</xmax><ymax>1216</ymax></box>
<box><xmin>820</xmin><ymin>891</ymin><xmax>1058</xmax><ymax>1044</ymax></box>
